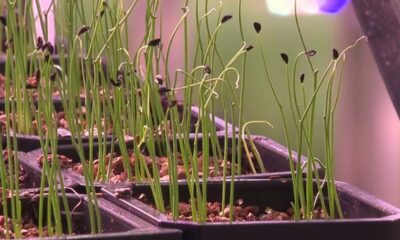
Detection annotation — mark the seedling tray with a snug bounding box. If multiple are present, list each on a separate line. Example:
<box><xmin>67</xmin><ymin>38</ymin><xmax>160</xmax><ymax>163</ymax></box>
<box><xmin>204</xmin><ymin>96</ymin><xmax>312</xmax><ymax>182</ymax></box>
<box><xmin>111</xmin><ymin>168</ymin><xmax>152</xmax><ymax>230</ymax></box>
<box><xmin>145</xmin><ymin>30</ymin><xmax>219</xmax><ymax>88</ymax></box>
<box><xmin>102</xmin><ymin>179</ymin><xmax>400</xmax><ymax>240</ymax></box>
<box><xmin>22</xmin><ymin>134</ymin><xmax>313</xmax><ymax>190</ymax></box>
<box><xmin>0</xmin><ymin>191</ymin><xmax>181</xmax><ymax>239</ymax></box>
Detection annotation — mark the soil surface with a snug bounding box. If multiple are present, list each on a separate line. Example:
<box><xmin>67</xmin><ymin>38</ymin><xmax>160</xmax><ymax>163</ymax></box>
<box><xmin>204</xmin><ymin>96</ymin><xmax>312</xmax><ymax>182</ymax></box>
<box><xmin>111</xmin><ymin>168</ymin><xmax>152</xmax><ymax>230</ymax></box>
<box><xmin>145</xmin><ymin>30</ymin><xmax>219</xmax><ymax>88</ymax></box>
<box><xmin>37</xmin><ymin>151</ymin><xmax>260</xmax><ymax>183</ymax></box>
<box><xmin>0</xmin><ymin>108</ymin><xmax>112</xmax><ymax>137</ymax></box>
<box><xmin>0</xmin><ymin>212</ymin><xmax>85</xmax><ymax>238</ymax></box>
<box><xmin>0</xmin><ymin>195</ymin><xmax>86</xmax><ymax>238</ymax></box>
<box><xmin>0</xmin><ymin>73</ymin><xmax>110</xmax><ymax>137</ymax></box>
<box><xmin>0</xmin><ymin>215</ymin><xmax>48</xmax><ymax>238</ymax></box>
<box><xmin>135</xmin><ymin>194</ymin><xmax>326</xmax><ymax>222</ymax></box>
<box><xmin>0</xmin><ymin>73</ymin><xmax>61</xmax><ymax>99</ymax></box>
<box><xmin>0</xmin><ymin>110</ymin><xmax>70</xmax><ymax>136</ymax></box>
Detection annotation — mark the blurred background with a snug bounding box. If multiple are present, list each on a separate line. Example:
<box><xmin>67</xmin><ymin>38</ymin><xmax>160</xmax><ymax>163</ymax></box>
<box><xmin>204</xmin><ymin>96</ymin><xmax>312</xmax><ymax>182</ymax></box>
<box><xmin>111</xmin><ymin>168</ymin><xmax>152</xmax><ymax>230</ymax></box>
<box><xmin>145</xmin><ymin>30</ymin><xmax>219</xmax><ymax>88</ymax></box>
<box><xmin>38</xmin><ymin>0</ymin><xmax>400</xmax><ymax>207</ymax></box>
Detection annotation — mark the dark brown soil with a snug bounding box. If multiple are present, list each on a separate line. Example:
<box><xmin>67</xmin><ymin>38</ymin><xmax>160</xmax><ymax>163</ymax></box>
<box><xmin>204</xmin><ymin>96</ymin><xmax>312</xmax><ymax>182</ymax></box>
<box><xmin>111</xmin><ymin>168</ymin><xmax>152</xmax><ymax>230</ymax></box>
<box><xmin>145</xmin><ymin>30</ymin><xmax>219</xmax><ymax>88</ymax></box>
<box><xmin>0</xmin><ymin>110</ymin><xmax>69</xmax><ymax>136</ymax></box>
<box><xmin>0</xmin><ymin>108</ymin><xmax>112</xmax><ymax>137</ymax></box>
<box><xmin>0</xmin><ymin>212</ymin><xmax>84</xmax><ymax>238</ymax></box>
<box><xmin>0</xmin><ymin>73</ymin><xmax>109</xmax><ymax>137</ymax></box>
<box><xmin>37</xmin><ymin>151</ymin><xmax>261</xmax><ymax>183</ymax></box>
<box><xmin>0</xmin><ymin>215</ymin><xmax>48</xmax><ymax>238</ymax></box>
<box><xmin>0</xmin><ymin>194</ymin><xmax>86</xmax><ymax>238</ymax></box>
<box><xmin>134</xmin><ymin>194</ymin><xmax>327</xmax><ymax>222</ymax></box>
<box><xmin>0</xmin><ymin>73</ymin><xmax>61</xmax><ymax>99</ymax></box>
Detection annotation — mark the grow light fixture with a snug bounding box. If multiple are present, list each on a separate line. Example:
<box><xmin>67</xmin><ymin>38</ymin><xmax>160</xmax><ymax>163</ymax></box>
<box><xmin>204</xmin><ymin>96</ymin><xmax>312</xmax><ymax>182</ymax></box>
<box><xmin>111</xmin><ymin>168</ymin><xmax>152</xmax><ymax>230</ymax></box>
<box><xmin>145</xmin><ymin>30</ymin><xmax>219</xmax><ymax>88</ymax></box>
<box><xmin>266</xmin><ymin>0</ymin><xmax>349</xmax><ymax>15</ymax></box>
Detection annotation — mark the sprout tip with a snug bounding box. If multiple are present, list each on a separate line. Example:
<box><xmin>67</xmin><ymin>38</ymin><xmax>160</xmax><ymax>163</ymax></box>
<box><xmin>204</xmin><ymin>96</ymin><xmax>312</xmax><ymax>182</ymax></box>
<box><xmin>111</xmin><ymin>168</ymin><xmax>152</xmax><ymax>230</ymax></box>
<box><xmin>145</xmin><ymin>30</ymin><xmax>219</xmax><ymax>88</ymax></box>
<box><xmin>280</xmin><ymin>53</ymin><xmax>289</xmax><ymax>64</ymax></box>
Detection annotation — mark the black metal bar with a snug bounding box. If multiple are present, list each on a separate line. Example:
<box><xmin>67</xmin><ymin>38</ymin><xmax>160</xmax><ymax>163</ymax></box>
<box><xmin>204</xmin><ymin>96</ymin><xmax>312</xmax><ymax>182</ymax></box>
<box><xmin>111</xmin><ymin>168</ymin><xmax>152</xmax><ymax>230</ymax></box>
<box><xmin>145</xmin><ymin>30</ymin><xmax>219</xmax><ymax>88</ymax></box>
<box><xmin>352</xmin><ymin>0</ymin><xmax>400</xmax><ymax>118</ymax></box>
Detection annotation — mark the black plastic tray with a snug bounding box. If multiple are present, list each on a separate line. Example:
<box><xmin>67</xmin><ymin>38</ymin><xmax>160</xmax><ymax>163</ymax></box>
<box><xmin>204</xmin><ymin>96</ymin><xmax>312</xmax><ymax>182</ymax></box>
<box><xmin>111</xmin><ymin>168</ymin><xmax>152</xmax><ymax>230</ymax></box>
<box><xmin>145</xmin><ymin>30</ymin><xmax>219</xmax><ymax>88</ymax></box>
<box><xmin>17</xmin><ymin>151</ymin><xmax>76</xmax><ymax>189</ymax></box>
<box><xmin>101</xmin><ymin>179</ymin><xmax>400</xmax><ymax>240</ymax></box>
<box><xmin>22</xmin><ymin>134</ymin><xmax>312</xmax><ymax>190</ymax></box>
<box><xmin>5</xmin><ymin>104</ymin><xmax>226</xmax><ymax>152</ymax></box>
<box><xmin>1</xmin><ymin>191</ymin><xmax>181</xmax><ymax>239</ymax></box>
<box><xmin>352</xmin><ymin>0</ymin><xmax>400</xmax><ymax>118</ymax></box>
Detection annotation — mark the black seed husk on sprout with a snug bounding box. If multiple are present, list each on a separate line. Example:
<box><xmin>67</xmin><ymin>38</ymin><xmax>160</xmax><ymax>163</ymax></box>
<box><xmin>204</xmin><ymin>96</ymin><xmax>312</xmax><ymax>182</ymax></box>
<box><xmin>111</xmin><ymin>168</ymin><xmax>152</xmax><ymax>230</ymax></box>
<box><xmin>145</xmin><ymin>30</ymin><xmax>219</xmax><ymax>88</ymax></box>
<box><xmin>117</xmin><ymin>75</ymin><xmax>124</xmax><ymax>84</ymax></box>
<box><xmin>110</xmin><ymin>78</ymin><xmax>122</xmax><ymax>87</ymax></box>
<box><xmin>155</xmin><ymin>75</ymin><xmax>163</xmax><ymax>85</ymax></box>
<box><xmin>97</xmin><ymin>10</ymin><xmax>105</xmax><ymax>18</ymax></box>
<box><xmin>0</xmin><ymin>16</ymin><xmax>6</xmax><ymax>26</ymax></box>
<box><xmin>246</xmin><ymin>45</ymin><xmax>254</xmax><ymax>51</ymax></box>
<box><xmin>148</xmin><ymin>38</ymin><xmax>161</xmax><ymax>47</ymax></box>
<box><xmin>280</xmin><ymin>53</ymin><xmax>289</xmax><ymax>64</ymax></box>
<box><xmin>36</xmin><ymin>36</ymin><xmax>43</xmax><ymax>50</ymax></box>
<box><xmin>47</xmin><ymin>44</ymin><xmax>54</xmax><ymax>54</ymax></box>
<box><xmin>204</xmin><ymin>65</ymin><xmax>212</xmax><ymax>74</ymax></box>
<box><xmin>306</xmin><ymin>50</ymin><xmax>317</xmax><ymax>56</ymax></box>
<box><xmin>50</xmin><ymin>72</ymin><xmax>57</xmax><ymax>81</ymax></box>
<box><xmin>159</xmin><ymin>87</ymin><xmax>172</xmax><ymax>94</ymax></box>
<box><xmin>333</xmin><ymin>48</ymin><xmax>339</xmax><ymax>60</ymax></box>
<box><xmin>42</xmin><ymin>42</ymin><xmax>54</xmax><ymax>55</ymax></box>
<box><xmin>221</xmin><ymin>15</ymin><xmax>233</xmax><ymax>24</ymax></box>
<box><xmin>168</xmin><ymin>100</ymin><xmax>178</xmax><ymax>108</ymax></box>
<box><xmin>253</xmin><ymin>22</ymin><xmax>261</xmax><ymax>33</ymax></box>
<box><xmin>77</xmin><ymin>25</ymin><xmax>90</xmax><ymax>36</ymax></box>
<box><xmin>110</xmin><ymin>71</ymin><xmax>124</xmax><ymax>87</ymax></box>
<box><xmin>300</xmin><ymin>73</ymin><xmax>305</xmax><ymax>83</ymax></box>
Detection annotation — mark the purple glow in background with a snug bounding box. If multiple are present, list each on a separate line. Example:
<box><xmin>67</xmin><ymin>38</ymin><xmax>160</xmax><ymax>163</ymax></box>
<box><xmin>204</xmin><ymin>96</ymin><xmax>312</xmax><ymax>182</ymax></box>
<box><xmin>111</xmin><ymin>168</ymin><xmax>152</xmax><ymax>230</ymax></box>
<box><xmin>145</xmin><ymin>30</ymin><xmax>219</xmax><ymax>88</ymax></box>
<box><xmin>318</xmin><ymin>0</ymin><xmax>349</xmax><ymax>13</ymax></box>
<box><xmin>266</xmin><ymin>0</ymin><xmax>350</xmax><ymax>15</ymax></box>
